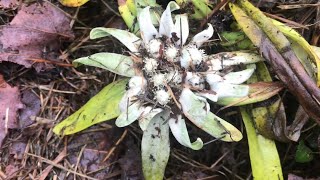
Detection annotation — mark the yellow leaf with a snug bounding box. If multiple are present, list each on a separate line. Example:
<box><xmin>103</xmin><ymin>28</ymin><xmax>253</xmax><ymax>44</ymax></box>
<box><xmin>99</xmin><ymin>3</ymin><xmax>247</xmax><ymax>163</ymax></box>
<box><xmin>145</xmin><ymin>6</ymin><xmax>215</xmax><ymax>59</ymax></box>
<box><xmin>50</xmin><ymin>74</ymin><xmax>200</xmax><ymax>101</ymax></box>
<box><xmin>59</xmin><ymin>0</ymin><xmax>89</xmax><ymax>7</ymax></box>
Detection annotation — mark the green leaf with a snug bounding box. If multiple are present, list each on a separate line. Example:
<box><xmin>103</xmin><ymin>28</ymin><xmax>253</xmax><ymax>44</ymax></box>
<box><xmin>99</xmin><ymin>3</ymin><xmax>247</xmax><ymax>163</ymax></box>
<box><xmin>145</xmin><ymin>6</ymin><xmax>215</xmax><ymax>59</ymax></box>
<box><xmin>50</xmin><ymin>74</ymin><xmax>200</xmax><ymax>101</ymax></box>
<box><xmin>240</xmin><ymin>107</ymin><xmax>284</xmax><ymax>180</ymax></box>
<box><xmin>53</xmin><ymin>79</ymin><xmax>128</xmax><ymax>135</ymax></box>
<box><xmin>90</xmin><ymin>28</ymin><xmax>141</xmax><ymax>53</ymax></box>
<box><xmin>295</xmin><ymin>141</ymin><xmax>314</xmax><ymax>163</ymax></box>
<box><xmin>169</xmin><ymin>115</ymin><xmax>203</xmax><ymax>150</ymax></box>
<box><xmin>142</xmin><ymin>110</ymin><xmax>170</xmax><ymax>180</ymax></box>
<box><xmin>73</xmin><ymin>53</ymin><xmax>135</xmax><ymax>77</ymax></box>
<box><xmin>179</xmin><ymin>88</ymin><xmax>243</xmax><ymax>142</ymax></box>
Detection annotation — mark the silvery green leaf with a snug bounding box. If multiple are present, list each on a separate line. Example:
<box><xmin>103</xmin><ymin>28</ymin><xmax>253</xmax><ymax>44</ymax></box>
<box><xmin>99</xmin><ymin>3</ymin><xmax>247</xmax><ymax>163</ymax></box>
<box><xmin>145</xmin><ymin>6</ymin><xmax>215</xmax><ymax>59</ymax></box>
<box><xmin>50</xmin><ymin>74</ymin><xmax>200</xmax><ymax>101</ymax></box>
<box><xmin>210</xmin><ymin>82</ymin><xmax>249</xmax><ymax>98</ymax></box>
<box><xmin>159</xmin><ymin>1</ymin><xmax>180</xmax><ymax>38</ymax></box>
<box><xmin>205</xmin><ymin>73</ymin><xmax>223</xmax><ymax>85</ymax></box>
<box><xmin>90</xmin><ymin>28</ymin><xmax>141</xmax><ymax>53</ymax></box>
<box><xmin>173</xmin><ymin>14</ymin><xmax>189</xmax><ymax>46</ymax></box>
<box><xmin>73</xmin><ymin>53</ymin><xmax>135</xmax><ymax>77</ymax></box>
<box><xmin>196</xmin><ymin>92</ymin><xmax>219</xmax><ymax>102</ymax></box>
<box><xmin>179</xmin><ymin>88</ymin><xmax>242</xmax><ymax>142</ymax></box>
<box><xmin>142</xmin><ymin>110</ymin><xmax>170</xmax><ymax>180</ymax></box>
<box><xmin>223</xmin><ymin>66</ymin><xmax>256</xmax><ymax>84</ymax></box>
<box><xmin>138</xmin><ymin>6</ymin><xmax>158</xmax><ymax>43</ymax></box>
<box><xmin>169</xmin><ymin>115</ymin><xmax>203</xmax><ymax>150</ymax></box>
<box><xmin>139</xmin><ymin>107</ymin><xmax>163</xmax><ymax>131</ymax></box>
<box><xmin>191</xmin><ymin>23</ymin><xmax>214</xmax><ymax>47</ymax></box>
<box><xmin>116</xmin><ymin>101</ymin><xmax>144</xmax><ymax>127</ymax></box>
<box><xmin>207</xmin><ymin>52</ymin><xmax>264</xmax><ymax>71</ymax></box>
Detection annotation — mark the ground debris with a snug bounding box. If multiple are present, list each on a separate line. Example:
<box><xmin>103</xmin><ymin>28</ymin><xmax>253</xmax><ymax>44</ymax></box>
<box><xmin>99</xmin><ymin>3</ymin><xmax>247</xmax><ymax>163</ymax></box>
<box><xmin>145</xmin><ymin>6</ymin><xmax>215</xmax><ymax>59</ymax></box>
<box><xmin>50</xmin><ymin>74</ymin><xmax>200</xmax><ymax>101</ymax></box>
<box><xmin>0</xmin><ymin>74</ymin><xmax>23</xmax><ymax>147</ymax></box>
<box><xmin>0</xmin><ymin>0</ymin><xmax>19</xmax><ymax>9</ymax></box>
<box><xmin>0</xmin><ymin>1</ymin><xmax>74</xmax><ymax>71</ymax></box>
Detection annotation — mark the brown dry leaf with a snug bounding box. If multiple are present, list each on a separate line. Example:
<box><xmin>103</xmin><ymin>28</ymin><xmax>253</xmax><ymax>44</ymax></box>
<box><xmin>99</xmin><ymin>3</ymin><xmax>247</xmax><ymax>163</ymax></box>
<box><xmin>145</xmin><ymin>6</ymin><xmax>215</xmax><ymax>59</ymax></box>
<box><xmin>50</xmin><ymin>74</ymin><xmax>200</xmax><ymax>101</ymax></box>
<box><xmin>0</xmin><ymin>0</ymin><xmax>19</xmax><ymax>8</ymax></box>
<box><xmin>9</xmin><ymin>141</ymin><xmax>27</xmax><ymax>160</ymax></box>
<box><xmin>0</xmin><ymin>74</ymin><xmax>23</xmax><ymax>147</ymax></box>
<box><xmin>19</xmin><ymin>90</ymin><xmax>41</xmax><ymax>128</ymax></box>
<box><xmin>0</xmin><ymin>2</ymin><xmax>74</xmax><ymax>71</ymax></box>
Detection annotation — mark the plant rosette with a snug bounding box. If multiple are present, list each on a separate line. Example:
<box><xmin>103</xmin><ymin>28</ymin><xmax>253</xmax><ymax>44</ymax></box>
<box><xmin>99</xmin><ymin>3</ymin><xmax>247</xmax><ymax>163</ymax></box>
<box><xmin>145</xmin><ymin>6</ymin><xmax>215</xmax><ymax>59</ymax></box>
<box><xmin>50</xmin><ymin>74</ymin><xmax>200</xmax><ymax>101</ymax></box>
<box><xmin>55</xmin><ymin>1</ymin><xmax>261</xmax><ymax>179</ymax></box>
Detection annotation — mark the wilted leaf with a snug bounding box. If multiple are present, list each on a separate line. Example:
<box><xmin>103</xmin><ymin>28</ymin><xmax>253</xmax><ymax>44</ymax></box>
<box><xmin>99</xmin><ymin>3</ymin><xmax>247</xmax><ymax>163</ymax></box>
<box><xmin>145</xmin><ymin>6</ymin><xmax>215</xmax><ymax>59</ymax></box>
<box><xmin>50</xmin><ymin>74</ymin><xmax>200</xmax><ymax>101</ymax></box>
<box><xmin>0</xmin><ymin>2</ymin><xmax>74</xmax><ymax>71</ymax></box>
<box><xmin>142</xmin><ymin>110</ymin><xmax>170</xmax><ymax>180</ymax></box>
<box><xmin>272</xmin><ymin>19</ymin><xmax>320</xmax><ymax>85</ymax></box>
<box><xmin>230</xmin><ymin>2</ymin><xmax>320</xmax><ymax>123</ymax></box>
<box><xmin>247</xmin><ymin>62</ymin><xmax>307</xmax><ymax>142</ymax></box>
<box><xmin>217</xmin><ymin>81</ymin><xmax>284</xmax><ymax>107</ymax></box>
<box><xmin>53</xmin><ymin>79</ymin><xmax>128</xmax><ymax>135</ymax></box>
<box><xmin>59</xmin><ymin>0</ymin><xmax>89</xmax><ymax>7</ymax></box>
<box><xmin>0</xmin><ymin>75</ymin><xmax>23</xmax><ymax>147</ymax></box>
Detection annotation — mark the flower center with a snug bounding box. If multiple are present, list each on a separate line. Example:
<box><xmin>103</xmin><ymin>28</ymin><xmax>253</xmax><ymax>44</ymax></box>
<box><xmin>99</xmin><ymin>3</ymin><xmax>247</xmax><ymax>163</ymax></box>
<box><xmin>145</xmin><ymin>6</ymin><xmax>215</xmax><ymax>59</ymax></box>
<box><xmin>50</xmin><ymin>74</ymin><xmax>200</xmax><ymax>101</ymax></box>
<box><xmin>135</xmin><ymin>37</ymin><xmax>209</xmax><ymax>108</ymax></box>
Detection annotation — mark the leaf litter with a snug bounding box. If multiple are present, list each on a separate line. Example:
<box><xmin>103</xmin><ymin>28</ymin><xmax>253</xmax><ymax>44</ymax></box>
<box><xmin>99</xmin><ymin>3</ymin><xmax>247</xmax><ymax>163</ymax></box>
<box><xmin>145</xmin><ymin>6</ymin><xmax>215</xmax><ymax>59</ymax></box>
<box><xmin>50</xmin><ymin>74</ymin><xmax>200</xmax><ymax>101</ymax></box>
<box><xmin>0</xmin><ymin>1</ymin><xmax>74</xmax><ymax>71</ymax></box>
<box><xmin>0</xmin><ymin>74</ymin><xmax>23</xmax><ymax>147</ymax></box>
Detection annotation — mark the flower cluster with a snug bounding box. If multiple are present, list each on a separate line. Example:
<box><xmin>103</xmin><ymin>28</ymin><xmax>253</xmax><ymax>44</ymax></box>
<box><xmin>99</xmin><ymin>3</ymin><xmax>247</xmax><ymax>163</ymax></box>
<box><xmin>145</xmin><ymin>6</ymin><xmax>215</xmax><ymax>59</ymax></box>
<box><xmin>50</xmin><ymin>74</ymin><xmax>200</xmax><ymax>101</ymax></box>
<box><xmin>111</xmin><ymin>2</ymin><xmax>256</xmax><ymax>146</ymax></box>
<box><xmin>71</xmin><ymin>2</ymin><xmax>260</xmax><ymax>178</ymax></box>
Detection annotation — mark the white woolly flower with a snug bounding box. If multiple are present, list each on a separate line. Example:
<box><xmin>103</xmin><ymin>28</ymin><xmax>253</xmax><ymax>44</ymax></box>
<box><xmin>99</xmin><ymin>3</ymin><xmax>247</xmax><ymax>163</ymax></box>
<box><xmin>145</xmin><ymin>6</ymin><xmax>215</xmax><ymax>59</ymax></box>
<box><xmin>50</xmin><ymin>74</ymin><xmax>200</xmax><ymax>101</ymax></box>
<box><xmin>165</xmin><ymin>45</ymin><xmax>178</xmax><ymax>61</ymax></box>
<box><xmin>152</xmin><ymin>73</ymin><xmax>167</xmax><ymax>87</ymax></box>
<box><xmin>185</xmin><ymin>72</ymin><xmax>205</xmax><ymax>89</ymax></box>
<box><xmin>143</xmin><ymin>58</ymin><xmax>158</xmax><ymax>74</ymax></box>
<box><xmin>146</xmin><ymin>39</ymin><xmax>162</xmax><ymax>58</ymax></box>
<box><xmin>166</xmin><ymin>70</ymin><xmax>182</xmax><ymax>84</ymax></box>
<box><xmin>180</xmin><ymin>45</ymin><xmax>206</xmax><ymax>69</ymax></box>
<box><xmin>155</xmin><ymin>89</ymin><xmax>171</xmax><ymax>105</ymax></box>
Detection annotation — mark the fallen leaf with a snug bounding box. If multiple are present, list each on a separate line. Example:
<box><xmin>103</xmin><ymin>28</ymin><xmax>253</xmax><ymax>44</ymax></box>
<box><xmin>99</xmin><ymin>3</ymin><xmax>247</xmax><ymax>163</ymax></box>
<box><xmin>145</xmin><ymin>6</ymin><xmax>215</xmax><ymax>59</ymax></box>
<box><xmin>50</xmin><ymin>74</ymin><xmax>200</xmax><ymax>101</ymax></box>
<box><xmin>5</xmin><ymin>164</ymin><xmax>19</xmax><ymax>177</ymax></box>
<box><xmin>19</xmin><ymin>90</ymin><xmax>41</xmax><ymax>129</ymax></box>
<box><xmin>0</xmin><ymin>74</ymin><xmax>23</xmax><ymax>147</ymax></box>
<box><xmin>0</xmin><ymin>2</ymin><xmax>74</xmax><ymax>71</ymax></box>
<box><xmin>0</xmin><ymin>0</ymin><xmax>19</xmax><ymax>8</ymax></box>
<box><xmin>9</xmin><ymin>141</ymin><xmax>27</xmax><ymax>160</ymax></box>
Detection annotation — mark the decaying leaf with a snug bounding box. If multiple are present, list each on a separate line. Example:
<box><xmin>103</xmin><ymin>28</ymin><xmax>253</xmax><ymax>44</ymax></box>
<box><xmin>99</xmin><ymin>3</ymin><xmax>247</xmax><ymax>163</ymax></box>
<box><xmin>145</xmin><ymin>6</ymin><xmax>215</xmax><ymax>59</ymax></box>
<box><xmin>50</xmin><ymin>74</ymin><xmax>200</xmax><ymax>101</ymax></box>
<box><xmin>0</xmin><ymin>0</ymin><xmax>18</xmax><ymax>8</ymax></box>
<box><xmin>0</xmin><ymin>75</ymin><xmax>23</xmax><ymax>147</ymax></box>
<box><xmin>0</xmin><ymin>2</ymin><xmax>74</xmax><ymax>71</ymax></box>
<box><xmin>230</xmin><ymin>2</ymin><xmax>320</xmax><ymax>123</ymax></box>
<box><xmin>19</xmin><ymin>90</ymin><xmax>41</xmax><ymax>129</ymax></box>
<box><xmin>247</xmin><ymin>62</ymin><xmax>308</xmax><ymax>142</ymax></box>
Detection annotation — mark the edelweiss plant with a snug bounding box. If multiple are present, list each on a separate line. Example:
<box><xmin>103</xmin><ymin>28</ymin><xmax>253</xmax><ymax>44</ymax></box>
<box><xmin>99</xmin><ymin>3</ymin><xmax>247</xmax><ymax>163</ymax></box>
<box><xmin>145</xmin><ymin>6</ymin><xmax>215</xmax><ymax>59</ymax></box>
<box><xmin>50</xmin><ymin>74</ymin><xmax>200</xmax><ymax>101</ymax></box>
<box><xmin>56</xmin><ymin>2</ymin><xmax>262</xmax><ymax>179</ymax></box>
